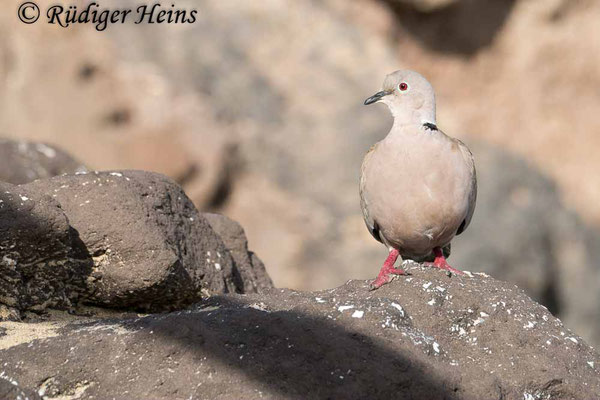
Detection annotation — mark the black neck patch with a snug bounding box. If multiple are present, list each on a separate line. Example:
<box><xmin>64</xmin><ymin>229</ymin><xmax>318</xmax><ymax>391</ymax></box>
<box><xmin>423</xmin><ymin>122</ymin><xmax>438</xmax><ymax>131</ymax></box>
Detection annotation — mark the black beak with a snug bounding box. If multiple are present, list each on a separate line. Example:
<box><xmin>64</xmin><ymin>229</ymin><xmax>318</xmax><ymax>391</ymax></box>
<box><xmin>364</xmin><ymin>90</ymin><xmax>389</xmax><ymax>105</ymax></box>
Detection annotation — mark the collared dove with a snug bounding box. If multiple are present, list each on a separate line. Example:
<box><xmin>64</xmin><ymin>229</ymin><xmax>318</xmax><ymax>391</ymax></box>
<box><xmin>361</xmin><ymin>70</ymin><xmax>477</xmax><ymax>290</ymax></box>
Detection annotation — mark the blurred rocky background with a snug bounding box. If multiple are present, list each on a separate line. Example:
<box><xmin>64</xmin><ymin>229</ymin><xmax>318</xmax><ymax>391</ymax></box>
<box><xmin>1</xmin><ymin>0</ymin><xmax>600</xmax><ymax>347</ymax></box>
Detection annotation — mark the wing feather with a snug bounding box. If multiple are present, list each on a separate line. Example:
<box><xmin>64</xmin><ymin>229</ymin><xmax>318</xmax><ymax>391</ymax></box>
<box><xmin>360</xmin><ymin>143</ymin><xmax>383</xmax><ymax>244</ymax></box>
<box><xmin>453</xmin><ymin>138</ymin><xmax>477</xmax><ymax>235</ymax></box>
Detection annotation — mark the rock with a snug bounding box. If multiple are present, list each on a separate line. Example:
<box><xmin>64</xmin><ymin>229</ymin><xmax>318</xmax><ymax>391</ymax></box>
<box><xmin>21</xmin><ymin>170</ymin><xmax>271</xmax><ymax>311</ymax></box>
<box><xmin>0</xmin><ymin>182</ymin><xmax>91</xmax><ymax>317</ymax></box>
<box><xmin>224</xmin><ymin>140</ymin><xmax>600</xmax><ymax>350</ymax></box>
<box><xmin>452</xmin><ymin>143</ymin><xmax>600</xmax><ymax>347</ymax></box>
<box><xmin>2</xmin><ymin>0</ymin><xmax>600</xmax><ymax>350</ymax></box>
<box><xmin>0</xmin><ymin>139</ymin><xmax>87</xmax><ymax>185</ymax></box>
<box><xmin>453</xmin><ymin>143</ymin><xmax>561</xmax><ymax>301</ymax></box>
<box><xmin>0</xmin><ymin>267</ymin><xmax>598</xmax><ymax>399</ymax></box>
<box><xmin>382</xmin><ymin>0</ymin><xmax>516</xmax><ymax>54</ymax></box>
<box><xmin>88</xmin><ymin>0</ymin><xmax>400</xmax><ymax>291</ymax></box>
<box><xmin>221</xmin><ymin>173</ymin><xmax>335</xmax><ymax>289</ymax></box>
<box><xmin>0</xmin><ymin>171</ymin><xmax>273</xmax><ymax>316</ymax></box>
<box><xmin>204</xmin><ymin>213</ymin><xmax>273</xmax><ymax>293</ymax></box>
<box><xmin>0</xmin><ymin>376</ymin><xmax>41</xmax><ymax>400</ymax></box>
<box><xmin>386</xmin><ymin>0</ymin><xmax>458</xmax><ymax>12</ymax></box>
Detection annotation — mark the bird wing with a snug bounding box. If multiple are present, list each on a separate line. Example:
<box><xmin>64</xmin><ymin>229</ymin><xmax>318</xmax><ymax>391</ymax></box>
<box><xmin>360</xmin><ymin>143</ymin><xmax>383</xmax><ymax>244</ymax></box>
<box><xmin>453</xmin><ymin>137</ymin><xmax>477</xmax><ymax>235</ymax></box>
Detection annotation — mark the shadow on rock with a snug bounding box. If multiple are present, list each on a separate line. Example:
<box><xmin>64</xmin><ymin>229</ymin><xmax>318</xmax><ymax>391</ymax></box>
<box><xmin>145</xmin><ymin>296</ymin><xmax>458</xmax><ymax>400</ymax></box>
<box><xmin>2</xmin><ymin>273</ymin><xmax>599</xmax><ymax>399</ymax></box>
<box><xmin>0</xmin><ymin>182</ymin><xmax>93</xmax><ymax>318</ymax></box>
<box><xmin>0</xmin><ymin>294</ymin><xmax>458</xmax><ymax>399</ymax></box>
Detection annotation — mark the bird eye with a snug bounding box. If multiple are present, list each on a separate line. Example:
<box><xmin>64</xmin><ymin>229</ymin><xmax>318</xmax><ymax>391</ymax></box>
<box><xmin>399</xmin><ymin>82</ymin><xmax>408</xmax><ymax>91</ymax></box>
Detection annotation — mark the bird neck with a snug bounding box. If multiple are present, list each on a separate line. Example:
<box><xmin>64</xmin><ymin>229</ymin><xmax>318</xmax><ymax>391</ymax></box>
<box><xmin>385</xmin><ymin>111</ymin><xmax>438</xmax><ymax>143</ymax></box>
<box><xmin>389</xmin><ymin>115</ymin><xmax>437</xmax><ymax>134</ymax></box>
<box><xmin>388</xmin><ymin>103</ymin><xmax>436</xmax><ymax>131</ymax></box>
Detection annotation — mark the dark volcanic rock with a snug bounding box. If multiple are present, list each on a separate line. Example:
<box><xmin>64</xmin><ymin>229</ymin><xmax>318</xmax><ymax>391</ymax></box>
<box><xmin>0</xmin><ymin>170</ymin><xmax>273</xmax><ymax>316</ymax></box>
<box><xmin>204</xmin><ymin>213</ymin><xmax>273</xmax><ymax>293</ymax></box>
<box><xmin>0</xmin><ymin>267</ymin><xmax>598</xmax><ymax>399</ymax></box>
<box><xmin>22</xmin><ymin>170</ymin><xmax>270</xmax><ymax>311</ymax></box>
<box><xmin>0</xmin><ymin>139</ymin><xmax>86</xmax><ymax>184</ymax></box>
<box><xmin>0</xmin><ymin>376</ymin><xmax>41</xmax><ymax>400</ymax></box>
<box><xmin>0</xmin><ymin>182</ymin><xmax>91</xmax><ymax>318</ymax></box>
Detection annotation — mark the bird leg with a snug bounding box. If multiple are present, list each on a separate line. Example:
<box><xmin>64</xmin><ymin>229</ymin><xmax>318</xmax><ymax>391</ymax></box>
<box><xmin>369</xmin><ymin>248</ymin><xmax>406</xmax><ymax>290</ymax></box>
<box><xmin>423</xmin><ymin>247</ymin><xmax>464</xmax><ymax>275</ymax></box>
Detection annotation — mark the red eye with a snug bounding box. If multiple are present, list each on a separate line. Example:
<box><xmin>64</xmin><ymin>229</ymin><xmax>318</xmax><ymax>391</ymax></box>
<box><xmin>399</xmin><ymin>82</ymin><xmax>408</xmax><ymax>91</ymax></box>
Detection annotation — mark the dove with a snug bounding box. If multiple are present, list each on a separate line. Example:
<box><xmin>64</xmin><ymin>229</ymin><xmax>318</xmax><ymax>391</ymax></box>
<box><xmin>360</xmin><ymin>70</ymin><xmax>477</xmax><ymax>290</ymax></box>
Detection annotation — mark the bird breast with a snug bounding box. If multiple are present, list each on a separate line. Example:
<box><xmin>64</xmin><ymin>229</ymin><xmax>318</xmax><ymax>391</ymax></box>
<box><xmin>361</xmin><ymin>130</ymin><xmax>472</xmax><ymax>257</ymax></box>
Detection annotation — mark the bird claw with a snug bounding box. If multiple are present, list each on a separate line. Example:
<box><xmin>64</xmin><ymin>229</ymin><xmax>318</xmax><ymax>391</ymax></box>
<box><xmin>423</xmin><ymin>261</ymin><xmax>464</xmax><ymax>276</ymax></box>
<box><xmin>369</xmin><ymin>268</ymin><xmax>406</xmax><ymax>290</ymax></box>
<box><xmin>421</xmin><ymin>247</ymin><xmax>465</xmax><ymax>275</ymax></box>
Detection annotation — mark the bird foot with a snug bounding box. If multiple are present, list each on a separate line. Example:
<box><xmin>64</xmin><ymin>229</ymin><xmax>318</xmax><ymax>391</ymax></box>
<box><xmin>423</xmin><ymin>248</ymin><xmax>464</xmax><ymax>275</ymax></box>
<box><xmin>369</xmin><ymin>248</ymin><xmax>408</xmax><ymax>290</ymax></box>
<box><xmin>369</xmin><ymin>266</ymin><xmax>406</xmax><ymax>290</ymax></box>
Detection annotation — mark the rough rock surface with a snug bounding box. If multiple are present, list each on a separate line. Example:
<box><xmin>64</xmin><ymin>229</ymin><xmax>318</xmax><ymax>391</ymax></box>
<box><xmin>23</xmin><ymin>170</ymin><xmax>272</xmax><ymax>310</ymax></box>
<box><xmin>0</xmin><ymin>266</ymin><xmax>598</xmax><ymax>399</ymax></box>
<box><xmin>204</xmin><ymin>213</ymin><xmax>273</xmax><ymax>293</ymax></box>
<box><xmin>0</xmin><ymin>171</ymin><xmax>272</xmax><ymax>316</ymax></box>
<box><xmin>0</xmin><ymin>376</ymin><xmax>41</xmax><ymax>400</ymax></box>
<box><xmin>0</xmin><ymin>139</ymin><xmax>87</xmax><ymax>185</ymax></box>
<box><xmin>0</xmin><ymin>182</ymin><xmax>91</xmax><ymax>318</ymax></box>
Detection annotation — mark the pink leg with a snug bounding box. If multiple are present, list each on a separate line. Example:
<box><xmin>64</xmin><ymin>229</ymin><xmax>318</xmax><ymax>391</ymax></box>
<box><xmin>369</xmin><ymin>248</ymin><xmax>406</xmax><ymax>290</ymax></box>
<box><xmin>424</xmin><ymin>247</ymin><xmax>464</xmax><ymax>275</ymax></box>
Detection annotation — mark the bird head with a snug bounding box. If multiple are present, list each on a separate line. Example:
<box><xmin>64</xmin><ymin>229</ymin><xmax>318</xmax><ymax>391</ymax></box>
<box><xmin>364</xmin><ymin>70</ymin><xmax>436</xmax><ymax>126</ymax></box>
